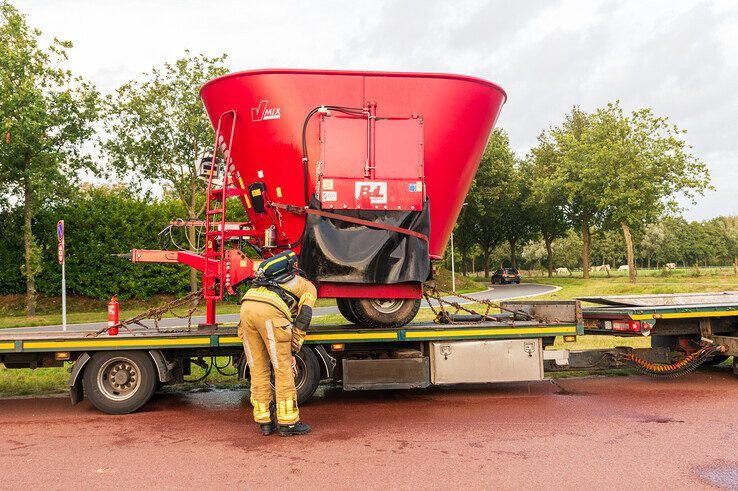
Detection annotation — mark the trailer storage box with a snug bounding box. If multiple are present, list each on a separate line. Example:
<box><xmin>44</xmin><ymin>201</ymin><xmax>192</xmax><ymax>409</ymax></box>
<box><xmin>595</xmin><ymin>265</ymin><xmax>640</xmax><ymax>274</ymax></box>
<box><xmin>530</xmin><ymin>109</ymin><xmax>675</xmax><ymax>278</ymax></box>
<box><xmin>342</xmin><ymin>357</ymin><xmax>430</xmax><ymax>390</ymax></box>
<box><xmin>430</xmin><ymin>339</ymin><xmax>544</xmax><ymax>384</ymax></box>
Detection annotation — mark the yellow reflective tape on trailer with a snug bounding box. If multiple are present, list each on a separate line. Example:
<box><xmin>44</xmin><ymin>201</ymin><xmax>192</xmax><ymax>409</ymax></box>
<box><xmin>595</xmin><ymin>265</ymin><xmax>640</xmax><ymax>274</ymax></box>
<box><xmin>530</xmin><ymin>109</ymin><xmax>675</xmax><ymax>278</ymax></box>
<box><xmin>307</xmin><ymin>332</ymin><xmax>398</xmax><ymax>342</ymax></box>
<box><xmin>0</xmin><ymin>342</ymin><xmax>14</xmax><ymax>351</ymax></box>
<box><xmin>23</xmin><ymin>337</ymin><xmax>213</xmax><ymax>350</ymax></box>
<box><xmin>404</xmin><ymin>325</ymin><xmax>578</xmax><ymax>339</ymax></box>
<box><xmin>220</xmin><ymin>336</ymin><xmax>242</xmax><ymax>345</ymax></box>
<box><xmin>630</xmin><ymin>310</ymin><xmax>738</xmax><ymax>321</ymax></box>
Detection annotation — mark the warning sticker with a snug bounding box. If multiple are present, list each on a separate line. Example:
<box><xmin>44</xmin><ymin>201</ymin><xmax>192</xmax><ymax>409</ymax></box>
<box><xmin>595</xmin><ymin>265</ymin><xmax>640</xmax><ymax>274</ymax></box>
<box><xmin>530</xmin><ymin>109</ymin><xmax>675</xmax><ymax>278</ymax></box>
<box><xmin>321</xmin><ymin>191</ymin><xmax>337</xmax><ymax>202</ymax></box>
<box><xmin>322</xmin><ymin>179</ymin><xmax>334</xmax><ymax>191</ymax></box>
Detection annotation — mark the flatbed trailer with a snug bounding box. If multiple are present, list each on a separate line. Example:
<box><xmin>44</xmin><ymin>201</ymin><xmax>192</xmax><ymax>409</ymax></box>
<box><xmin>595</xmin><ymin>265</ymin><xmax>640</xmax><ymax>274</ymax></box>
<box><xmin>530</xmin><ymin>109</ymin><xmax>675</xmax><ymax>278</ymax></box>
<box><xmin>2</xmin><ymin>294</ymin><xmax>736</xmax><ymax>415</ymax></box>
<box><xmin>544</xmin><ymin>293</ymin><xmax>738</xmax><ymax>375</ymax></box>
<box><xmin>0</xmin><ymin>300</ymin><xmax>581</xmax><ymax>414</ymax></box>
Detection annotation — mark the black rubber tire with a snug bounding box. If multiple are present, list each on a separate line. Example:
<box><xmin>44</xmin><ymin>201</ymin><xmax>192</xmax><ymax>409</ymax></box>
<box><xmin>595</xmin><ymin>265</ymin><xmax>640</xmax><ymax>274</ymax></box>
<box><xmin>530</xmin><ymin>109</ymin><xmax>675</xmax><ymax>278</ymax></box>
<box><xmin>348</xmin><ymin>298</ymin><xmax>421</xmax><ymax>328</ymax></box>
<box><xmin>336</xmin><ymin>298</ymin><xmax>361</xmax><ymax>324</ymax></box>
<box><xmin>294</xmin><ymin>347</ymin><xmax>321</xmax><ymax>404</ymax></box>
<box><xmin>267</xmin><ymin>347</ymin><xmax>321</xmax><ymax>405</ymax></box>
<box><xmin>83</xmin><ymin>351</ymin><xmax>158</xmax><ymax>415</ymax></box>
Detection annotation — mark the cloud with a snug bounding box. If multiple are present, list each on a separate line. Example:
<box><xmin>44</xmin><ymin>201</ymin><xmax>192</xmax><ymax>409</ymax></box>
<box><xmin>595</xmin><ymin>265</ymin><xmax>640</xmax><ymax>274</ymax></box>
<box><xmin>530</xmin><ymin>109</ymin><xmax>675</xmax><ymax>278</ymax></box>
<box><xmin>17</xmin><ymin>0</ymin><xmax>738</xmax><ymax>219</ymax></box>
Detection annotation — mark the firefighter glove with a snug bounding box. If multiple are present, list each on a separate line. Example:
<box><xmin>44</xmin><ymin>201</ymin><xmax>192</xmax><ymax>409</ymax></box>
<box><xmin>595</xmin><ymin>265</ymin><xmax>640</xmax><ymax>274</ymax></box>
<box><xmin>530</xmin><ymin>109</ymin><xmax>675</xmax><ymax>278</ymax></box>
<box><xmin>291</xmin><ymin>327</ymin><xmax>307</xmax><ymax>353</ymax></box>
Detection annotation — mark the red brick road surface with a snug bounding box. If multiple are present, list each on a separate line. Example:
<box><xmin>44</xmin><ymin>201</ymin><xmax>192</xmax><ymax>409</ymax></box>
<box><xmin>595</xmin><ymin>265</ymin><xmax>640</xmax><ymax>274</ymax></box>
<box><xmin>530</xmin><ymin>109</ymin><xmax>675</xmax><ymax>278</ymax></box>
<box><xmin>1</xmin><ymin>370</ymin><xmax>737</xmax><ymax>489</ymax></box>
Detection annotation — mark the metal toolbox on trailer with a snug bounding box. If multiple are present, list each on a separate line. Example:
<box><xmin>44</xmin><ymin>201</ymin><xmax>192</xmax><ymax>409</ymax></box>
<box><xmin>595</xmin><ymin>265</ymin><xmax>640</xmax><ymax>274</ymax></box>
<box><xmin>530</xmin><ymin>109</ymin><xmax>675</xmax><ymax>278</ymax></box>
<box><xmin>430</xmin><ymin>339</ymin><xmax>544</xmax><ymax>384</ymax></box>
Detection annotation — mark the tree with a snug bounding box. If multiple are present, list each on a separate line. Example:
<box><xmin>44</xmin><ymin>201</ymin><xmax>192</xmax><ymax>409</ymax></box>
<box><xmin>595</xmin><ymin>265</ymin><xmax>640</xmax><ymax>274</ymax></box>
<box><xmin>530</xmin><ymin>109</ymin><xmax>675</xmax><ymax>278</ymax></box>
<box><xmin>0</xmin><ymin>3</ymin><xmax>100</xmax><ymax>316</ymax></box>
<box><xmin>467</xmin><ymin>129</ymin><xmax>516</xmax><ymax>276</ymax></box>
<box><xmin>496</xmin><ymin>160</ymin><xmax>535</xmax><ymax>269</ymax></box>
<box><xmin>638</xmin><ymin>222</ymin><xmax>666</xmax><ymax>269</ymax></box>
<box><xmin>583</xmin><ymin>102</ymin><xmax>710</xmax><ymax>283</ymax></box>
<box><xmin>718</xmin><ymin>216</ymin><xmax>738</xmax><ymax>274</ymax></box>
<box><xmin>528</xmin><ymin>138</ymin><xmax>570</xmax><ymax>277</ymax></box>
<box><xmin>540</xmin><ymin>107</ymin><xmax>601</xmax><ymax>278</ymax></box>
<box><xmin>454</xmin><ymin>201</ymin><xmax>477</xmax><ymax>275</ymax></box>
<box><xmin>103</xmin><ymin>52</ymin><xmax>228</xmax><ymax>293</ymax></box>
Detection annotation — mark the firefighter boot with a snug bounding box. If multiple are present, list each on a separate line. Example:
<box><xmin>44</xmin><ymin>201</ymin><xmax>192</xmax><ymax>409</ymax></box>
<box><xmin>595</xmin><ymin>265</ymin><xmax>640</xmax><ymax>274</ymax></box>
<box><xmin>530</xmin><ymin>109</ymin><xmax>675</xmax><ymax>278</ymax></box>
<box><xmin>278</xmin><ymin>421</ymin><xmax>312</xmax><ymax>437</ymax></box>
<box><xmin>259</xmin><ymin>403</ymin><xmax>277</xmax><ymax>435</ymax></box>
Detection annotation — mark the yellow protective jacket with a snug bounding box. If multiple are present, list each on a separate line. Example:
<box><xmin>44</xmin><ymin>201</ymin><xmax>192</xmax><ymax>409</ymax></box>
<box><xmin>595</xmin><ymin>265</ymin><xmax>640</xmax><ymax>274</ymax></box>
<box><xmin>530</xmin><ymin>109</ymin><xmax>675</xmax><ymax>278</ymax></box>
<box><xmin>241</xmin><ymin>275</ymin><xmax>317</xmax><ymax>329</ymax></box>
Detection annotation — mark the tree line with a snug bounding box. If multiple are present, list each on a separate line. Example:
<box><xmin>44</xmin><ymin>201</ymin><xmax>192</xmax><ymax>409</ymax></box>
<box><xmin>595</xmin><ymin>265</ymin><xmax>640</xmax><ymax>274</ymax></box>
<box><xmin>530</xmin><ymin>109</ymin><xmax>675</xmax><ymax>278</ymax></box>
<box><xmin>455</xmin><ymin>106</ymin><xmax>718</xmax><ymax>280</ymax></box>
<box><xmin>0</xmin><ymin>4</ymin><xmax>225</xmax><ymax>315</ymax></box>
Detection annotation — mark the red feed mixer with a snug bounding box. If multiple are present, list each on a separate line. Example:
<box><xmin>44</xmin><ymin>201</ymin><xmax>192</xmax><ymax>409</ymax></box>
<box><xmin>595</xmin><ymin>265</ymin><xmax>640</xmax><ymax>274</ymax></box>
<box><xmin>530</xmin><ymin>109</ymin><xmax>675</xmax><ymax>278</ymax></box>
<box><xmin>131</xmin><ymin>69</ymin><xmax>506</xmax><ymax>327</ymax></box>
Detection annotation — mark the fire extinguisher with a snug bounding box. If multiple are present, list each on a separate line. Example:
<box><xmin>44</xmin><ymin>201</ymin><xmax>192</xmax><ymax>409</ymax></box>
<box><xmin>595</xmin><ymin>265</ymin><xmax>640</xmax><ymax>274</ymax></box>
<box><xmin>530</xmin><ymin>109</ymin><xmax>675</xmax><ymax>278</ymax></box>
<box><xmin>107</xmin><ymin>295</ymin><xmax>119</xmax><ymax>336</ymax></box>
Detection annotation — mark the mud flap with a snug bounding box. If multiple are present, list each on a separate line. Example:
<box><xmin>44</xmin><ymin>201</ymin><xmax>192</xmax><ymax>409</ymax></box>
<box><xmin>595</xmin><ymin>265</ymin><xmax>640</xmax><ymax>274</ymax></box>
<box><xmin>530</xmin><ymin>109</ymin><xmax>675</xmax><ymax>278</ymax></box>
<box><xmin>68</xmin><ymin>352</ymin><xmax>91</xmax><ymax>405</ymax></box>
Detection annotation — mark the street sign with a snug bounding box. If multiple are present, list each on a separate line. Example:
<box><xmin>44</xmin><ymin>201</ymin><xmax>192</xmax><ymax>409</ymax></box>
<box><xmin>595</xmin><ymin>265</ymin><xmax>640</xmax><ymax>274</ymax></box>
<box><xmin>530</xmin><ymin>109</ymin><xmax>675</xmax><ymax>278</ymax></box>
<box><xmin>57</xmin><ymin>220</ymin><xmax>65</xmax><ymax>265</ymax></box>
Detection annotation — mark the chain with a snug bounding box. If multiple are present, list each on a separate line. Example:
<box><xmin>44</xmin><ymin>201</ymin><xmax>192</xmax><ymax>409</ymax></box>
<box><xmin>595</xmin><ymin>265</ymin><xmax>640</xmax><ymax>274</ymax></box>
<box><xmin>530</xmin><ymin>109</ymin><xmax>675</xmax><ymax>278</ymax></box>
<box><xmin>422</xmin><ymin>281</ymin><xmax>537</xmax><ymax>324</ymax></box>
<box><xmin>87</xmin><ymin>289</ymin><xmax>204</xmax><ymax>337</ymax></box>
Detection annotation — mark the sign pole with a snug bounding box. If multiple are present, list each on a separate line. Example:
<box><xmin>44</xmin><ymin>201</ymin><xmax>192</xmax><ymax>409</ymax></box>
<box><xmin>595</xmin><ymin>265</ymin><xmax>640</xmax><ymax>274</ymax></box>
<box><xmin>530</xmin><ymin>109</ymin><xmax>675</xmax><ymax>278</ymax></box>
<box><xmin>451</xmin><ymin>232</ymin><xmax>456</xmax><ymax>293</ymax></box>
<box><xmin>61</xmin><ymin>255</ymin><xmax>66</xmax><ymax>332</ymax></box>
<box><xmin>57</xmin><ymin>220</ymin><xmax>66</xmax><ymax>332</ymax></box>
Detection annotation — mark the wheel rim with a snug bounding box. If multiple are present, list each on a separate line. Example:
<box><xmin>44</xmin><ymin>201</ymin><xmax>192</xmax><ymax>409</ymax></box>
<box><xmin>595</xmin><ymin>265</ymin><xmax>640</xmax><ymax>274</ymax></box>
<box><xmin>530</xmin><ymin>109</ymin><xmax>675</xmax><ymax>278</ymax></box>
<box><xmin>97</xmin><ymin>357</ymin><xmax>142</xmax><ymax>401</ymax></box>
<box><xmin>269</xmin><ymin>354</ymin><xmax>308</xmax><ymax>392</ymax></box>
<box><xmin>369</xmin><ymin>298</ymin><xmax>405</xmax><ymax>314</ymax></box>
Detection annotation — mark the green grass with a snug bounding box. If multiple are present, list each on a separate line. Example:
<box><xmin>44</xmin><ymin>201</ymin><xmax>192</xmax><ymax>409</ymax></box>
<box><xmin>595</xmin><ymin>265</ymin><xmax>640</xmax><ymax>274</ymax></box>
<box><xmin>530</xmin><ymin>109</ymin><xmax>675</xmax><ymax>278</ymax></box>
<box><xmin>524</xmin><ymin>269</ymin><xmax>738</xmax><ymax>303</ymax></box>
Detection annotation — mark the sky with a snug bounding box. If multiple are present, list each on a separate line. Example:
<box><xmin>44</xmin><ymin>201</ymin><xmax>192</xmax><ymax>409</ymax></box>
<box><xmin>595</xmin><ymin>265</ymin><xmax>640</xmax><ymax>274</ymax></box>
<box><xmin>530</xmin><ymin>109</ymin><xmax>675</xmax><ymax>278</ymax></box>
<box><xmin>18</xmin><ymin>0</ymin><xmax>738</xmax><ymax>220</ymax></box>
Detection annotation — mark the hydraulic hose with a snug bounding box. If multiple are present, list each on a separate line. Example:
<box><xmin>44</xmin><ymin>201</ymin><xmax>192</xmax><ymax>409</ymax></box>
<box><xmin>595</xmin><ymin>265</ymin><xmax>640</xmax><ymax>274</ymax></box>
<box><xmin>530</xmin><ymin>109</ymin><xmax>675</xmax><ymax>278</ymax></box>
<box><xmin>619</xmin><ymin>344</ymin><xmax>726</xmax><ymax>379</ymax></box>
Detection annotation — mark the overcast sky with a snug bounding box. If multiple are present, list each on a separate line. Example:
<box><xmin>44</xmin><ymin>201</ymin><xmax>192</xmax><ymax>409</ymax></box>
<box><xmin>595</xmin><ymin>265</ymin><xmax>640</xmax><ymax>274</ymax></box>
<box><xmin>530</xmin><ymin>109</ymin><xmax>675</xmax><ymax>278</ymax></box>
<box><xmin>18</xmin><ymin>0</ymin><xmax>738</xmax><ymax>220</ymax></box>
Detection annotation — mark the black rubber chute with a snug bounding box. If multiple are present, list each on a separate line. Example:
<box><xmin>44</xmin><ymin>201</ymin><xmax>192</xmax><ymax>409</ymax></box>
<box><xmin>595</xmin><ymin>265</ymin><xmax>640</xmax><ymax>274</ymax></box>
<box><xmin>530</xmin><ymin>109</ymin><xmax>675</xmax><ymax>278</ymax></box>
<box><xmin>300</xmin><ymin>196</ymin><xmax>431</xmax><ymax>284</ymax></box>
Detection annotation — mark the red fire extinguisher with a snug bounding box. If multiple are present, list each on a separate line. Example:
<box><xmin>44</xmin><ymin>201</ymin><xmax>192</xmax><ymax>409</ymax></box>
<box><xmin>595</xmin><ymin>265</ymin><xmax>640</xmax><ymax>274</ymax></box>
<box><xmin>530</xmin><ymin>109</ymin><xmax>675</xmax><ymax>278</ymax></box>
<box><xmin>107</xmin><ymin>295</ymin><xmax>119</xmax><ymax>336</ymax></box>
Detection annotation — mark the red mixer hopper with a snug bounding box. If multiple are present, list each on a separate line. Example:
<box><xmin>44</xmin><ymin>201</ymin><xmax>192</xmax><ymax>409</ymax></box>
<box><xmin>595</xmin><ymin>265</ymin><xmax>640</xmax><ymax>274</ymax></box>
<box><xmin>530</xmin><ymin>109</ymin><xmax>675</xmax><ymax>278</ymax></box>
<box><xmin>199</xmin><ymin>69</ymin><xmax>506</xmax><ymax>260</ymax></box>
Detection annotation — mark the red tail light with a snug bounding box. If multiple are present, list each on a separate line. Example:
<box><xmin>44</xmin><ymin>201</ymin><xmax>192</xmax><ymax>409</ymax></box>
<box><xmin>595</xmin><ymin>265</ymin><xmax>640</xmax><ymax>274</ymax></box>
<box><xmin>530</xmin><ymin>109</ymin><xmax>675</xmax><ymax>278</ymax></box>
<box><xmin>612</xmin><ymin>320</ymin><xmax>641</xmax><ymax>332</ymax></box>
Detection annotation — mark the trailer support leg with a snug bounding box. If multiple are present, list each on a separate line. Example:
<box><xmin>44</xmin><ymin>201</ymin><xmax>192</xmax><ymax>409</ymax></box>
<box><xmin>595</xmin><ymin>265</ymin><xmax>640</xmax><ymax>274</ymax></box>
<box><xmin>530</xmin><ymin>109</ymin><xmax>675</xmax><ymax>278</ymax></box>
<box><xmin>205</xmin><ymin>299</ymin><xmax>217</xmax><ymax>326</ymax></box>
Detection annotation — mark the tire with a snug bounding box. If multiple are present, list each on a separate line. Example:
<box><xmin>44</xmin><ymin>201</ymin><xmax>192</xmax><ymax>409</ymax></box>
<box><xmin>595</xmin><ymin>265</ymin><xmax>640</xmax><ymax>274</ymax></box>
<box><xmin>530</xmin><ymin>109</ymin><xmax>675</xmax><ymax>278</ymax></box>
<box><xmin>336</xmin><ymin>298</ymin><xmax>361</xmax><ymax>324</ymax></box>
<box><xmin>83</xmin><ymin>351</ymin><xmax>158</xmax><ymax>415</ymax></box>
<box><xmin>267</xmin><ymin>347</ymin><xmax>321</xmax><ymax>405</ymax></box>
<box><xmin>347</xmin><ymin>298</ymin><xmax>421</xmax><ymax>328</ymax></box>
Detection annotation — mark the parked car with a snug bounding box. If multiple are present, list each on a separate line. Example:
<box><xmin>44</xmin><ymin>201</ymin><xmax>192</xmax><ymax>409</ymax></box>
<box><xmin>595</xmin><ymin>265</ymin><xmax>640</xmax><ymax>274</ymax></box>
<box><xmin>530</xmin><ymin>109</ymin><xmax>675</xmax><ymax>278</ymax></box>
<box><xmin>491</xmin><ymin>268</ymin><xmax>521</xmax><ymax>285</ymax></box>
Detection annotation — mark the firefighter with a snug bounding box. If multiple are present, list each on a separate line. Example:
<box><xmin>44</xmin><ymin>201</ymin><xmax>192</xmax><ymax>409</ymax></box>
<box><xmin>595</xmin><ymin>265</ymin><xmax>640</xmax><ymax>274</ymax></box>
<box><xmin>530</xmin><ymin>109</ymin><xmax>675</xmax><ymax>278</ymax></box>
<box><xmin>238</xmin><ymin>250</ymin><xmax>317</xmax><ymax>436</ymax></box>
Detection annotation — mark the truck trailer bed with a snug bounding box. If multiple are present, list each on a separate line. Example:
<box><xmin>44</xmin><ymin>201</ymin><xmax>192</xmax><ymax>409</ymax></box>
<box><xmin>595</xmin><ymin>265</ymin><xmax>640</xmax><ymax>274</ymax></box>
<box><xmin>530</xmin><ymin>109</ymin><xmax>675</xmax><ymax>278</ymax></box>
<box><xmin>0</xmin><ymin>319</ymin><xmax>582</xmax><ymax>355</ymax></box>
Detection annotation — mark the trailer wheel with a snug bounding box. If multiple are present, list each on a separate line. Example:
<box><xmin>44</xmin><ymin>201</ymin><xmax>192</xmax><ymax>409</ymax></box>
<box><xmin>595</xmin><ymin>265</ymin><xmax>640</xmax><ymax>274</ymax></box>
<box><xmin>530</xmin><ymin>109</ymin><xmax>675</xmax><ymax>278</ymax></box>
<box><xmin>83</xmin><ymin>351</ymin><xmax>157</xmax><ymax>415</ymax></box>
<box><xmin>348</xmin><ymin>298</ymin><xmax>421</xmax><ymax>327</ymax></box>
<box><xmin>336</xmin><ymin>298</ymin><xmax>361</xmax><ymax>324</ymax></box>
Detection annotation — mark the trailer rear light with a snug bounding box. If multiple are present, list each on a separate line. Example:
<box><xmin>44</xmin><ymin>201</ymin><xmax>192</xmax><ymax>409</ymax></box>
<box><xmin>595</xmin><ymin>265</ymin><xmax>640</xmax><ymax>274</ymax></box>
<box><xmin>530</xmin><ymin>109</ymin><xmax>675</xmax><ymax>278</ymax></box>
<box><xmin>612</xmin><ymin>320</ymin><xmax>642</xmax><ymax>332</ymax></box>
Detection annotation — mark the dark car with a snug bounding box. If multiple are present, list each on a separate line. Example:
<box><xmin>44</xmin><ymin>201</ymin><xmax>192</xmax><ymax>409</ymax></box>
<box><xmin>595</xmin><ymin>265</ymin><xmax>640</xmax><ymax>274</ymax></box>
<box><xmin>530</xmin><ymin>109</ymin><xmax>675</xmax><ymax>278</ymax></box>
<box><xmin>491</xmin><ymin>268</ymin><xmax>521</xmax><ymax>285</ymax></box>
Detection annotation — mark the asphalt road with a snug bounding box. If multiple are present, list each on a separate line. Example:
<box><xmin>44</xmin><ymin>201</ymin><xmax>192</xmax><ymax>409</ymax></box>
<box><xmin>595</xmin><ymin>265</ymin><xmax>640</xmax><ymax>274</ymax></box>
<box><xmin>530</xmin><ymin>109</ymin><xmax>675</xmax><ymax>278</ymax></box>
<box><xmin>2</xmin><ymin>282</ymin><xmax>558</xmax><ymax>334</ymax></box>
<box><xmin>1</xmin><ymin>370</ymin><xmax>736</xmax><ymax>488</ymax></box>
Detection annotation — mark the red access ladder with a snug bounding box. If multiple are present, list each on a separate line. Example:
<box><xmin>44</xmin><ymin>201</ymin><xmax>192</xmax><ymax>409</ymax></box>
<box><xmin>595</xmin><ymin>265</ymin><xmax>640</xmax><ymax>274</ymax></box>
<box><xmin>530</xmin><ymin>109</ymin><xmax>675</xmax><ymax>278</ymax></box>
<box><xmin>203</xmin><ymin>110</ymin><xmax>237</xmax><ymax>301</ymax></box>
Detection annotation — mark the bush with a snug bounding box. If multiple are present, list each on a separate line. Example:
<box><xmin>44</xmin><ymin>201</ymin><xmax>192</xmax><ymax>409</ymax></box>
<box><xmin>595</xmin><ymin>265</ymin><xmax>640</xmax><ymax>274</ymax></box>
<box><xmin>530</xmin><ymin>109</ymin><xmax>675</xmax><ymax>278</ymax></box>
<box><xmin>0</xmin><ymin>187</ymin><xmax>191</xmax><ymax>300</ymax></box>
